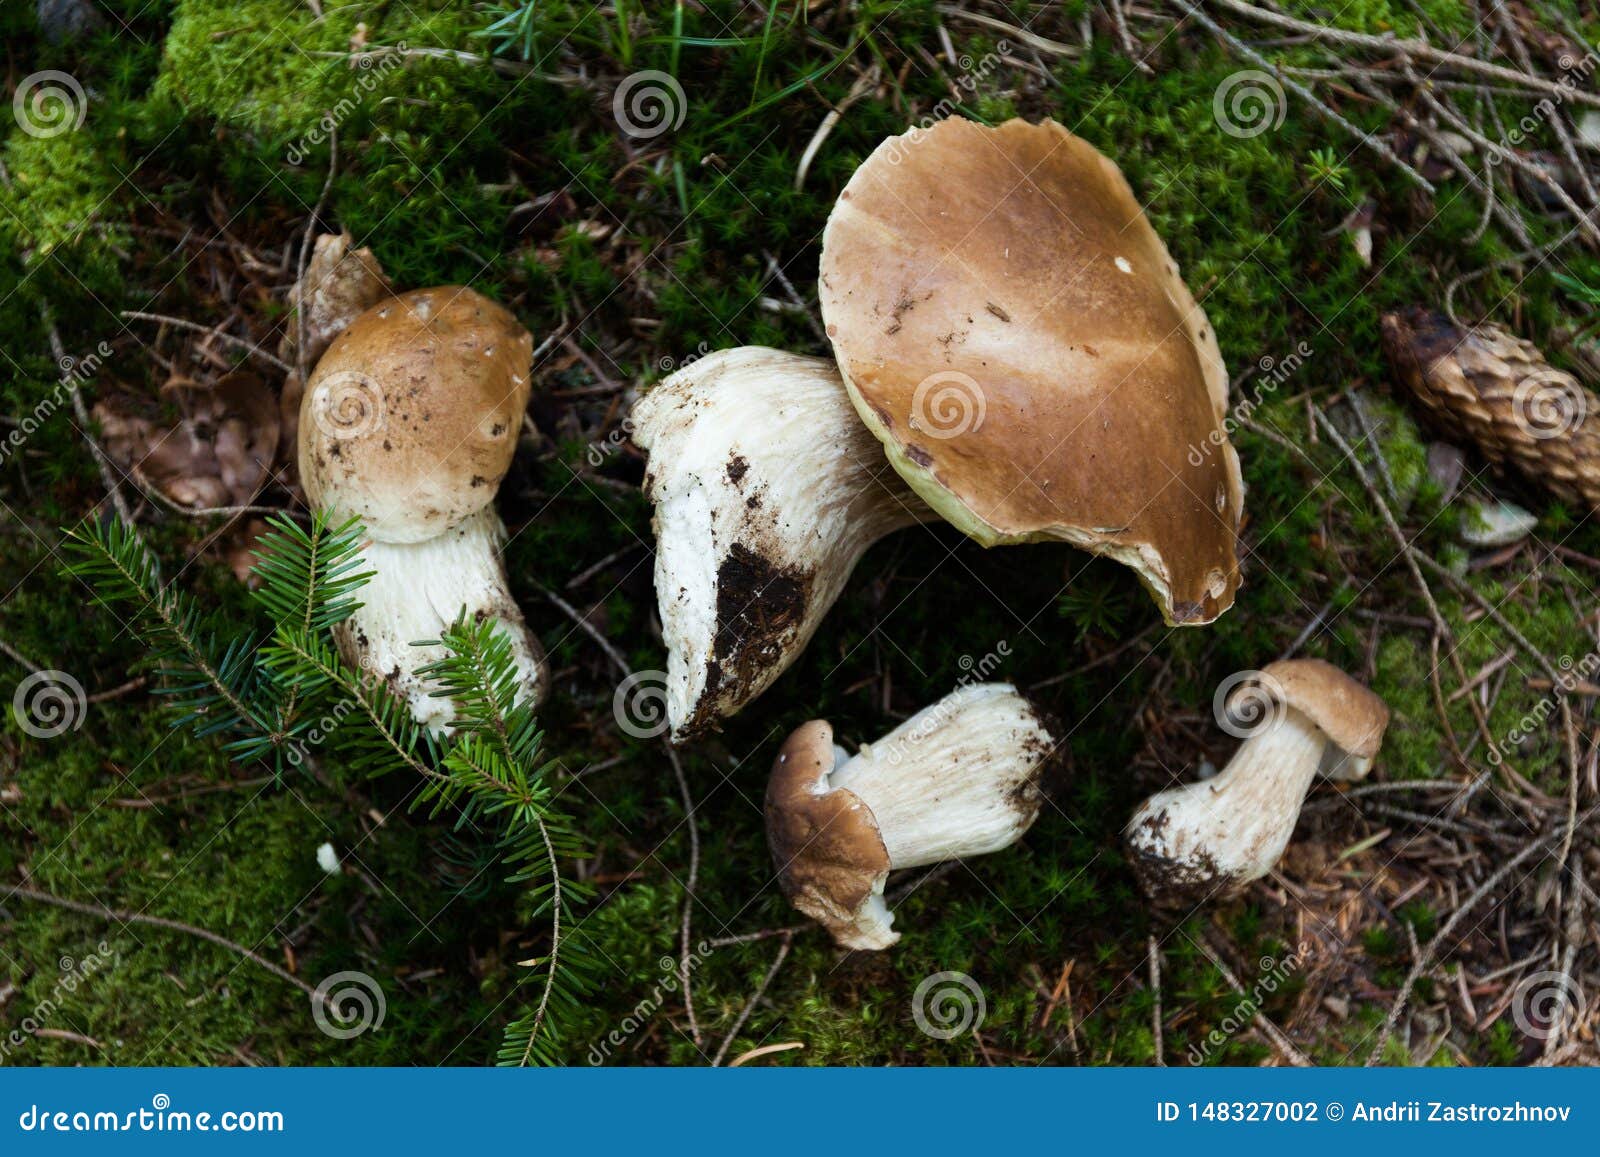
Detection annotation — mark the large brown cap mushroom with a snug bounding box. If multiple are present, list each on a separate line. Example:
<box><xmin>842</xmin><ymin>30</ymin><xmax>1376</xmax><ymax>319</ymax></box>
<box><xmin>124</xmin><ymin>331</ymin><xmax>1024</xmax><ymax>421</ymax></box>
<box><xmin>765</xmin><ymin>720</ymin><xmax>894</xmax><ymax>951</ymax></box>
<box><xmin>819</xmin><ymin>116</ymin><xmax>1243</xmax><ymax>625</ymax></box>
<box><xmin>299</xmin><ymin>287</ymin><xmax>534</xmax><ymax>545</ymax></box>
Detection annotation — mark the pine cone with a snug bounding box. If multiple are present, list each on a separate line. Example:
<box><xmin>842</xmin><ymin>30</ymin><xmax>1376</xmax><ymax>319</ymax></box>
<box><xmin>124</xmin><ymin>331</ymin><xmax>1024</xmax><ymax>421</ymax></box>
<box><xmin>1380</xmin><ymin>307</ymin><xmax>1600</xmax><ymax>512</ymax></box>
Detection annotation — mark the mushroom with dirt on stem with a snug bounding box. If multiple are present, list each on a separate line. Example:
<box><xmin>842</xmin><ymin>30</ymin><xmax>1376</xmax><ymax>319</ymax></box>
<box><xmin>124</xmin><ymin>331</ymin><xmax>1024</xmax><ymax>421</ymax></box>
<box><xmin>631</xmin><ymin>116</ymin><xmax>1244</xmax><ymax>742</ymax></box>
<box><xmin>630</xmin><ymin>347</ymin><xmax>932</xmax><ymax>743</ymax></box>
<box><xmin>297</xmin><ymin>286</ymin><xmax>547</xmax><ymax>731</ymax></box>
<box><xmin>765</xmin><ymin>682</ymin><xmax>1056</xmax><ymax>950</ymax></box>
<box><xmin>1123</xmin><ymin>659</ymin><xmax>1390</xmax><ymax>903</ymax></box>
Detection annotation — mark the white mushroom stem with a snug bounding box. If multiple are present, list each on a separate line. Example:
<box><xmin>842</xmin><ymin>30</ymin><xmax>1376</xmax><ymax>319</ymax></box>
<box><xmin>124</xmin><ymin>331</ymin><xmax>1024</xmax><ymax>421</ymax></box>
<box><xmin>832</xmin><ymin>684</ymin><xmax>1048</xmax><ymax>868</ymax></box>
<box><xmin>1125</xmin><ymin>706</ymin><xmax>1329</xmax><ymax>897</ymax></box>
<box><xmin>821</xmin><ymin>683</ymin><xmax>1050</xmax><ymax>948</ymax></box>
<box><xmin>632</xmin><ymin>347</ymin><xmax>932</xmax><ymax>741</ymax></box>
<box><xmin>335</xmin><ymin>505</ymin><xmax>545</xmax><ymax>733</ymax></box>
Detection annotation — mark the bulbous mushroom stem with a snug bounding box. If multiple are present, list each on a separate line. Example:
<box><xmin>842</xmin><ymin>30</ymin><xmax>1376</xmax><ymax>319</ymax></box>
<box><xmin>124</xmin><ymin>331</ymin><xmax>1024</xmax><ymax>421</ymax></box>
<box><xmin>1124</xmin><ymin>706</ymin><xmax>1327</xmax><ymax>901</ymax></box>
<box><xmin>766</xmin><ymin>683</ymin><xmax>1055</xmax><ymax>950</ymax></box>
<box><xmin>632</xmin><ymin>347</ymin><xmax>932</xmax><ymax>742</ymax></box>
<box><xmin>336</xmin><ymin>505</ymin><xmax>548</xmax><ymax>733</ymax></box>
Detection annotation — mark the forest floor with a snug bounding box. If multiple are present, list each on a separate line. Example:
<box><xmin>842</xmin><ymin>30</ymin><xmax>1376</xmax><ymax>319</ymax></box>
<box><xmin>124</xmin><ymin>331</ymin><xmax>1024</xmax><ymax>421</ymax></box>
<box><xmin>2</xmin><ymin>0</ymin><xmax>1600</xmax><ymax>1066</ymax></box>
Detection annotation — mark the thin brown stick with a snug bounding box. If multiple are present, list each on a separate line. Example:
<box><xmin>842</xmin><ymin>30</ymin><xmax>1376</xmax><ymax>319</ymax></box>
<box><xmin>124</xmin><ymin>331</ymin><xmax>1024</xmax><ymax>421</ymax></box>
<box><xmin>1310</xmin><ymin>405</ymin><xmax>1504</xmax><ymax>765</ymax></box>
<box><xmin>1490</xmin><ymin>0</ymin><xmax>1598</xmax><ymax>208</ymax></box>
<box><xmin>1363</xmin><ymin>831</ymin><xmax>1557</xmax><ymax>1064</ymax></box>
<box><xmin>6</xmin><ymin>884</ymin><xmax>326</xmax><ymax>1006</ymax></box>
<box><xmin>294</xmin><ymin>127</ymin><xmax>339</xmax><ymax>383</ymax></box>
<box><xmin>1148</xmin><ymin>933</ymin><xmax>1166</xmax><ymax>1065</ymax></box>
<box><xmin>1207</xmin><ymin>0</ymin><xmax>1600</xmax><ymax>108</ymax></box>
<box><xmin>1169</xmin><ymin>0</ymin><xmax>1436</xmax><ymax>191</ymax></box>
<box><xmin>537</xmin><ymin>584</ymin><xmax>631</xmax><ymax>676</ymax></box>
<box><xmin>665</xmin><ymin>742</ymin><xmax>703</xmax><ymax>1044</ymax></box>
<box><xmin>1195</xmin><ymin>931</ymin><xmax>1312</xmax><ymax>1066</ymax></box>
<box><xmin>711</xmin><ymin>932</ymin><xmax>793</xmax><ymax>1066</ymax></box>
<box><xmin>120</xmin><ymin>311</ymin><xmax>294</xmax><ymax>374</ymax></box>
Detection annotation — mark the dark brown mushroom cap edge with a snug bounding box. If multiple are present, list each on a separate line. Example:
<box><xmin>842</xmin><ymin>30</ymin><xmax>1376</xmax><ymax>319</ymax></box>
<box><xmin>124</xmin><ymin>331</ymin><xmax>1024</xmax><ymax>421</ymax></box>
<box><xmin>299</xmin><ymin>286</ymin><xmax>534</xmax><ymax>544</ymax></box>
<box><xmin>764</xmin><ymin>720</ymin><xmax>891</xmax><ymax>945</ymax></box>
<box><xmin>819</xmin><ymin>116</ymin><xmax>1244</xmax><ymax>625</ymax></box>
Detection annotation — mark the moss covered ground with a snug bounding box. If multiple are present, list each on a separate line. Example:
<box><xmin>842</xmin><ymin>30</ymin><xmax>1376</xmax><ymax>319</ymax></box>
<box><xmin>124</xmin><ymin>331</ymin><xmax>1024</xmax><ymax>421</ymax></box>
<box><xmin>3</xmin><ymin>1</ymin><xmax>1599</xmax><ymax>1066</ymax></box>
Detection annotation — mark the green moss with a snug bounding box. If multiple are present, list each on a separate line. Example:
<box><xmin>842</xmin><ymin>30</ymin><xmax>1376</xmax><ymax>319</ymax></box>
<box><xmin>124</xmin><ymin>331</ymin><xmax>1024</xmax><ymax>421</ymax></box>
<box><xmin>3</xmin><ymin>0</ymin><xmax>1594</xmax><ymax>1068</ymax></box>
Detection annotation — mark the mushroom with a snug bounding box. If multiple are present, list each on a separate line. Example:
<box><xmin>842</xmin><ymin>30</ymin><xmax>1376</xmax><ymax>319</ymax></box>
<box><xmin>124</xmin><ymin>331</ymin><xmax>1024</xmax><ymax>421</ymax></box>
<box><xmin>630</xmin><ymin>347</ymin><xmax>932</xmax><ymax>742</ymax></box>
<box><xmin>820</xmin><ymin>115</ymin><xmax>1243</xmax><ymax>626</ymax></box>
<box><xmin>1123</xmin><ymin>660</ymin><xmax>1390</xmax><ymax>903</ymax></box>
<box><xmin>632</xmin><ymin>117</ymin><xmax>1243</xmax><ymax>740</ymax></box>
<box><xmin>298</xmin><ymin>287</ymin><xmax>547</xmax><ymax>731</ymax></box>
<box><xmin>765</xmin><ymin>682</ymin><xmax>1055</xmax><ymax>950</ymax></box>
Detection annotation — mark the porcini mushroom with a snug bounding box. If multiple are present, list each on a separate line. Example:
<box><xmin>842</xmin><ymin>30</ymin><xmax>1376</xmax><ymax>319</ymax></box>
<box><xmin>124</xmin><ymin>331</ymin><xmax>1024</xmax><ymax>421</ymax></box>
<box><xmin>631</xmin><ymin>347</ymin><xmax>932</xmax><ymax>742</ymax></box>
<box><xmin>1124</xmin><ymin>659</ymin><xmax>1390</xmax><ymax>903</ymax></box>
<box><xmin>633</xmin><ymin>117</ymin><xmax>1242</xmax><ymax>740</ymax></box>
<box><xmin>765</xmin><ymin>682</ymin><xmax>1055</xmax><ymax>950</ymax></box>
<box><xmin>298</xmin><ymin>287</ymin><xmax>547</xmax><ymax>730</ymax></box>
<box><xmin>820</xmin><ymin>116</ymin><xmax>1244</xmax><ymax>626</ymax></box>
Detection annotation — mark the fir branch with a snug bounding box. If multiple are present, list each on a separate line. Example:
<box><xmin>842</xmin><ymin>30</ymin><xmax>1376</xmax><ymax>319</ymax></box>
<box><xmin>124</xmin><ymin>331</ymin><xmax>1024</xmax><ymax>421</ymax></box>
<box><xmin>64</xmin><ymin>514</ymin><xmax>587</xmax><ymax>1063</ymax></box>
<box><xmin>62</xmin><ymin>517</ymin><xmax>270</xmax><ymax>746</ymax></box>
<box><xmin>418</xmin><ymin>618</ymin><xmax>589</xmax><ymax>1066</ymax></box>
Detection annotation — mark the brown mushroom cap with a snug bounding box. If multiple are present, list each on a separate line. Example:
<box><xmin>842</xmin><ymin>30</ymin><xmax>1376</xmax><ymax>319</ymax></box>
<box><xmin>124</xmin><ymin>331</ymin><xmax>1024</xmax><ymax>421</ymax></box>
<box><xmin>1253</xmin><ymin>658</ymin><xmax>1390</xmax><ymax>758</ymax></box>
<box><xmin>299</xmin><ymin>287</ymin><xmax>534</xmax><ymax>544</ymax></box>
<box><xmin>819</xmin><ymin>116</ymin><xmax>1243</xmax><ymax>624</ymax></box>
<box><xmin>765</xmin><ymin>720</ymin><xmax>892</xmax><ymax>948</ymax></box>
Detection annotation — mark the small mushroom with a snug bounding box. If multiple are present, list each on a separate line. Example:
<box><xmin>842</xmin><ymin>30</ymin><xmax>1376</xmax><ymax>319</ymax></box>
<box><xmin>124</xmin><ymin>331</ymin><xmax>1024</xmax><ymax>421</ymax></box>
<box><xmin>631</xmin><ymin>347</ymin><xmax>932</xmax><ymax>742</ymax></box>
<box><xmin>765</xmin><ymin>683</ymin><xmax>1055</xmax><ymax>950</ymax></box>
<box><xmin>1124</xmin><ymin>660</ymin><xmax>1390</xmax><ymax>903</ymax></box>
<box><xmin>298</xmin><ymin>287</ymin><xmax>546</xmax><ymax>731</ymax></box>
